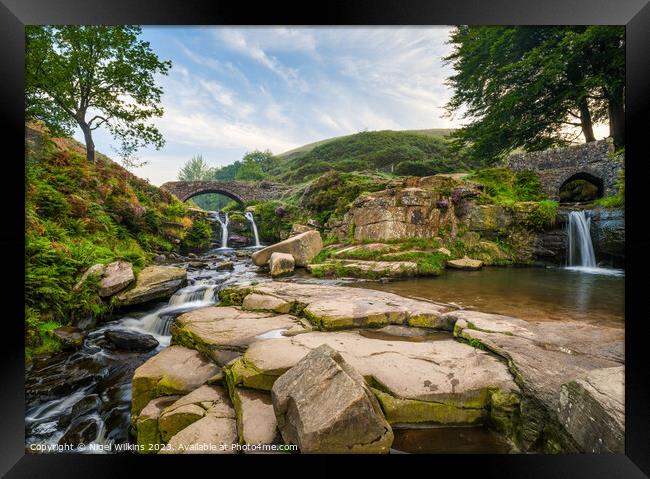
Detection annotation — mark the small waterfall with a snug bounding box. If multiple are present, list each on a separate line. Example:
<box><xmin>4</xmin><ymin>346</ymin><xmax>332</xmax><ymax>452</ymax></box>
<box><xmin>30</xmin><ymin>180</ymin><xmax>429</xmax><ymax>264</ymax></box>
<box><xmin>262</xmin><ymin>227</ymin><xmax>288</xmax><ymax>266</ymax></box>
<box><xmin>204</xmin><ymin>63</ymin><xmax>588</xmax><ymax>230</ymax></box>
<box><xmin>211</xmin><ymin>211</ymin><xmax>229</xmax><ymax>248</ymax></box>
<box><xmin>566</xmin><ymin>210</ymin><xmax>597</xmax><ymax>267</ymax></box>
<box><xmin>245</xmin><ymin>211</ymin><xmax>261</xmax><ymax>247</ymax></box>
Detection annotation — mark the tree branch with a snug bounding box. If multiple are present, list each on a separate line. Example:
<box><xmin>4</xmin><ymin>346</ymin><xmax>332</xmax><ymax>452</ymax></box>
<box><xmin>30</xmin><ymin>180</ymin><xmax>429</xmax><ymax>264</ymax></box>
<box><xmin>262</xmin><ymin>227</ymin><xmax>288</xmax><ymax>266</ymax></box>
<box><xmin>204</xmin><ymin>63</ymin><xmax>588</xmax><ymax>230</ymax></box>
<box><xmin>88</xmin><ymin>114</ymin><xmax>112</xmax><ymax>130</ymax></box>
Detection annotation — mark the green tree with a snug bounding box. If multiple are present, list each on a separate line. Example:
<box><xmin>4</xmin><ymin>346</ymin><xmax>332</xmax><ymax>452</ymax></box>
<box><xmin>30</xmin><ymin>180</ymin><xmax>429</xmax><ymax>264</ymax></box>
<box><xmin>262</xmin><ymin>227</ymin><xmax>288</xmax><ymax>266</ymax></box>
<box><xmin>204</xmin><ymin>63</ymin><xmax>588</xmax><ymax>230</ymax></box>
<box><xmin>26</xmin><ymin>26</ymin><xmax>171</xmax><ymax>162</ymax></box>
<box><xmin>242</xmin><ymin>149</ymin><xmax>276</xmax><ymax>172</ymax></box>
<box><xmin>234</xmin><ymin>155</ymin><xmax>265</xmax><ymax>181</ymax></box>
<box><xmin>178</xmin><ymin>155</ymin><xmax>214</xmax><ymax>181</ymax></box>
<box><xmin>213</xmin><ymin>162</ymin><xmax>241</xmax><ymax>181</ymax></box>
<box><xmin>444</xmin><ymin>26</ymin><xmax>624</xmax><ymax>163</ymax></box>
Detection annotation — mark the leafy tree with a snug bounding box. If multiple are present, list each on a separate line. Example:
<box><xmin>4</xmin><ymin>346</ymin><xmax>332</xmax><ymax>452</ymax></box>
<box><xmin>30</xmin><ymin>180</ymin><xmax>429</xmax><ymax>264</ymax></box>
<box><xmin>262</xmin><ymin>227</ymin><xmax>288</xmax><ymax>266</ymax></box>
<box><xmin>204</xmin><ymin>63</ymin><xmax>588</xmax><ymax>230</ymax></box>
<box><xmin>213</xmin><ymin>162</ymin><xmax>241</xmax><ymax>181</ymax></box>
<box><xmin>242</xmin><ymin>149</ymin><xmax>276</xmax><ymax>172</ymax></box>
<box><xmin>235</xmin><ymin>156</ymin><xmax>265</xmax><ymax>181</ymax></box>
<box><xmin>26</xmin><ymin>26</ymin><xmax>171</xmax><ymax>162</ymax></box>
<box><xmin>178</xmin><ymin>155</ymin><xmax>214</xmax><ymax>181</ymax></box>
<box><xmin>444</xmin><ymin>26</ymin><xmax>625</xmax><ymax>164</ymax></box>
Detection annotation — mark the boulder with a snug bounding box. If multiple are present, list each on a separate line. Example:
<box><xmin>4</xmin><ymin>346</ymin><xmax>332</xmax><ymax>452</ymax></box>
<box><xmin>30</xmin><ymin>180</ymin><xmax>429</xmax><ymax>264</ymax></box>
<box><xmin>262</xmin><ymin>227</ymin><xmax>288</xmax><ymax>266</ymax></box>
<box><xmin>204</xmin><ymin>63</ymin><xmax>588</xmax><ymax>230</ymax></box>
<box><xmin>229</xmin><ymin>234</ymin><xmax>250</xmax><ymax>247</ymax></box>
<box><xmin>99</xmin><ymin>261</ymin><xmax>135</xmax><ymax>297</ymax></box>
<box><xmin>136</xmin><ymin>395</ymin><xmax>181</xmax><ymax>453</ymax></box>
<box><xmin>51</xmin><ymin>326</ymin><xmax>86</xmax><ymax>350</ymax></box>
<box><xmin>215</xmin><ymin>261</ymin><xmax>234</xmax><ymax>271</ymax></box>
<box><xmin>558</xmin><ymin>366</ymin><xmax>624</xmax><ymax>453</ymax></box>
<box><xmin>131</xmin><ymin>345</ymin><xmax>219</xmax><ymax>417</ymax></box>
<box><xmin>251</xmin><ymin>230</ymin><xmax>323</xmax><ymax>267</ymax></box>
<box><xmin>269</xmin><ymin>252</ymin><xmax>295</xmax><ymax>277</ymax></box>
<box><xmin>271</xmin><ymin>344</ymin><xmax>393</xmax><ymax>453</ymax></box>
<box><xmin>219</xmin><ymin>282</ymin><xmax>451</xmax><ymax>330</ymax></box>
<box><xmin>115</xmin><ymin>266</ymin><xmax>187</xmax><ymax>307</ymax></box>
<box><xmin>158</xmin><ymin>385</ymin><xmax>234</xmax><ymax>442</ymax></box>
<box><xmin>447</xmin><ymin>256</ymin><xmax>484</xmax><ymax>270</ymax></box>
<box><xmin>103</xmin><ymin>329</ymin><xmax>159</xmax><ymax>352</ymax></box>
<box><xmin>73</xmin><ymin>263</ymin><xmax>106</xmax><ymax>291</ymax></box>
<box><xmin>170</xmin><ymin>306</ymin><xmax>308</xmax><ymax>365</ymax></box>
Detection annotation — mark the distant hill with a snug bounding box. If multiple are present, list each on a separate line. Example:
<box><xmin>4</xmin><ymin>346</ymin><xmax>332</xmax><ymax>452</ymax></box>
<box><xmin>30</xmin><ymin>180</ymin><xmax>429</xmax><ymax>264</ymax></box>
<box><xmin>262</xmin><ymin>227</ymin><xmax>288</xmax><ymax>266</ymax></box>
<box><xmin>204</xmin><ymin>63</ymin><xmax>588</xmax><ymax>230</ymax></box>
<box><xmin>267</xmin><ymin>129</ymin><xmax>479</xmax><ymax>184</ymax></box>
<box><xmin>276</xmin><ymin>128</ymin><xmax>455</xmax><ymax>161</ymax></box>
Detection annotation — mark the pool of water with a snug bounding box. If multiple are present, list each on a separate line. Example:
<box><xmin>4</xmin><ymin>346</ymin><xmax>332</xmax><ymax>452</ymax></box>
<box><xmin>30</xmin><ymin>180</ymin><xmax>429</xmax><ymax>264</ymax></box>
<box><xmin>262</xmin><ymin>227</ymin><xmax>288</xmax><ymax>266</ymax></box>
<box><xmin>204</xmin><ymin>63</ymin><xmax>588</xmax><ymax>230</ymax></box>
<box><xmin>356</xmin><ymin>266</ymin><xmax>624</xmax><ymax>326</ymax></box>
<box><xmin>391</xmin><ymin>426</ymin><xmax>514</xmax><ymax>454</ymax></box>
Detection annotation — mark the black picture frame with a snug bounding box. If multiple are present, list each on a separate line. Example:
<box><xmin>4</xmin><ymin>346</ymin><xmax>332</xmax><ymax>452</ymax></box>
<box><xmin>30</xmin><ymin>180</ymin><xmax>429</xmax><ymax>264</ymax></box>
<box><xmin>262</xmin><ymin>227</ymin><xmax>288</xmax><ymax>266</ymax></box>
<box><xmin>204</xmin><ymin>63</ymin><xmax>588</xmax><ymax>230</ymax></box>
<box><xmin>2</xmin><ymin>1</ymin><xmax>649</xmax><ymax>477</ymax></box>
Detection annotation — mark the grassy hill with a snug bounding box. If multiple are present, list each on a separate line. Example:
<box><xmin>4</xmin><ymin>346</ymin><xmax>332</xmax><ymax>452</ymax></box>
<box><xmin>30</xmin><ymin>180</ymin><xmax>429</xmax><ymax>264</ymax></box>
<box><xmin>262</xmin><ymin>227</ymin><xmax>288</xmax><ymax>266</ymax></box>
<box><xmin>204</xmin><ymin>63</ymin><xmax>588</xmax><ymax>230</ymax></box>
<box><xmin>267</xmin><ymin>129</ymin><xmax>475</xmax><ymax>184</ymax></box>
<box><xmin>276</xmin><ymin>128</ymin><xmax>455</xmax><ymax>161</ymax></box>
<box><xmin>25</xmin><ymin>123</ymin><xmax>213</xmax><ymax>359</ymax></box>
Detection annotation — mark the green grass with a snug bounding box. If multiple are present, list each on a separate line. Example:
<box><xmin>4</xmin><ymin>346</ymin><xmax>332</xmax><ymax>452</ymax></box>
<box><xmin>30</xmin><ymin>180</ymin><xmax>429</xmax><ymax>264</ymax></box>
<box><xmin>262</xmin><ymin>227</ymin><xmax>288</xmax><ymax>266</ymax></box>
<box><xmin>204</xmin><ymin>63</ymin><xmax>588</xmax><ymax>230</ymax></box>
<box><xmin>593</xmin><ymin>195</ymin><xmax>624</xmax><ymax>208</ymax></box>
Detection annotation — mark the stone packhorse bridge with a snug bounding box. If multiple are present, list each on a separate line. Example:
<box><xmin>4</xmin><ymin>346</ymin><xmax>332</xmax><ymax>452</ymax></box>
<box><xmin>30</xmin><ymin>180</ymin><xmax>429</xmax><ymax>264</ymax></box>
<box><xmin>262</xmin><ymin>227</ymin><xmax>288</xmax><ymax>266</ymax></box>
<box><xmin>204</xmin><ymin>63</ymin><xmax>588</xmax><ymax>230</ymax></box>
<box><xmin>160</xmin><ymin>180</ymin><xmax>288</xmax><ymax>204</ymax></box>
<box><xmin>508</xmin><ymin>139</ymin><xmax>623</xmax><ymax>201</ymax></box>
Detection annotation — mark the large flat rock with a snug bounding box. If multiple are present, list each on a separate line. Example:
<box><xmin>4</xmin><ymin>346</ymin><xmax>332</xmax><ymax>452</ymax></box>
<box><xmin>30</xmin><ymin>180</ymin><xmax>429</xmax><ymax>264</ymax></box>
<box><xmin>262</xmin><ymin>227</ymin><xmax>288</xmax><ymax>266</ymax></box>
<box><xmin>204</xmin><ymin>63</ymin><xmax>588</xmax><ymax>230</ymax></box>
<box><xmin>219</xmin><ymin>282</ymin><xmax>453</xmax><ymax>330</ymax></box>
<box><xmin>115</xmin><ymin>266</ymin><xmax>187</xmax><ymax>306</ymax></box>
<box><xmin>131</xmin><ymin>345</ymin><xmax>219</xmax><ymax>417</ymax></box>
<box><xmin>171</xmin><ymin>306</ymin><xmax>308</xmax><ymax>365</ymax></box>
<box><xmin>449</xmin><ymin>310</ymin><xmax>624</xmax><ymax>451</ymax></box>
<box><xmin>225</xmin><ymin>330</ymin><xmax>519</xmax><ymax>426</ymax></box>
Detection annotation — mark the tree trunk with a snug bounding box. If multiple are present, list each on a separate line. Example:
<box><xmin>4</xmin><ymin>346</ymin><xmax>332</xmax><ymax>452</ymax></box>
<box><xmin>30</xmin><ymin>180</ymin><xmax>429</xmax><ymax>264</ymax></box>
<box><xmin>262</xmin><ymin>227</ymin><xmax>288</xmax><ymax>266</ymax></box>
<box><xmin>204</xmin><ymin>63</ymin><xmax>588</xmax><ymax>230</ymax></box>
<box><xmin>79</xmin><ymin>121</ymin><xmax>95</xmax><ymax>162</ymax></box>
<box><xmin>578</xmin><ymin>98</ymin><xmax>596</xmax><ymax>143</ymax></box>
<box><xmin>607</xmin><ymin>93</ymin><xmax>625</xmax><ymax>149</ymax></box>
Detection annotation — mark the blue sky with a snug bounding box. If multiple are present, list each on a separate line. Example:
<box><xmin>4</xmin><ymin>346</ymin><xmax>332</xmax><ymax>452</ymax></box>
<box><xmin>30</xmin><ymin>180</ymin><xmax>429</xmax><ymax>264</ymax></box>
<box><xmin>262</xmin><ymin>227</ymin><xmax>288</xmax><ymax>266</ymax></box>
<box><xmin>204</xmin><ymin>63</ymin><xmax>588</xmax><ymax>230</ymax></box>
<box><xmin>76</xmin><ymin>26</ymin><xmax>459</xmax><ymax>185</ymax></box>
<box><xmin>75</xmin><ymin>27</ymin><xmax>607</xmax><ymax>186</ymax></box>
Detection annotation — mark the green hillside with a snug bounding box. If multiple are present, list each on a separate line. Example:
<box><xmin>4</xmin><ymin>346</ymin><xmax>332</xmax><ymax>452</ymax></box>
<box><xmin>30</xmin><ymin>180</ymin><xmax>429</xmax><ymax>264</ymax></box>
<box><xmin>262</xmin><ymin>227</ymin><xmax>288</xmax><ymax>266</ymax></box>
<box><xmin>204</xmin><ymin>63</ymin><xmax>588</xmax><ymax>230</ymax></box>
<box><xmin>267</xmin><ymin>129</ymin><xmax>474</xmax><ymax>184</ymax></box>
<box><xmin>25</xmin><ymin>123</ymin><xmax>213</xmax><ymax>359</ymax></box>
<box><xmin>276</xmin><ymin>128</ymin><xmax>455</xmax><ymax>160</ymax></box>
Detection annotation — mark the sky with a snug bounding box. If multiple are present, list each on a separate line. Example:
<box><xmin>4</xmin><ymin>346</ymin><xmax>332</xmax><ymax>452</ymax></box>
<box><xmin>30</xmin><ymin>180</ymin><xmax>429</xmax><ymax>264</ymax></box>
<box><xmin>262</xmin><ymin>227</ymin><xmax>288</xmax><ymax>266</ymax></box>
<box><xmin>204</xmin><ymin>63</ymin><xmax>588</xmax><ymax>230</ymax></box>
<box><xmin>74</xmin><ymin>27</ymin><xmax>610</xmax><ymax>186</ymax></box>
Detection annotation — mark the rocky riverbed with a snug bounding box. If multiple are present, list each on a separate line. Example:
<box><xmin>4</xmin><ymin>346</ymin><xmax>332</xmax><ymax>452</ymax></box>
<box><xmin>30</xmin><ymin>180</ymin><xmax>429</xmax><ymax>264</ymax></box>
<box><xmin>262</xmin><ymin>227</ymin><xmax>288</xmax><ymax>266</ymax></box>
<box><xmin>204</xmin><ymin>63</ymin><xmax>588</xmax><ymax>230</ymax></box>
<box><xmin>26</xmin><ymin>241</ymin><xmax>625</xmax><ymax>454</ymax></box>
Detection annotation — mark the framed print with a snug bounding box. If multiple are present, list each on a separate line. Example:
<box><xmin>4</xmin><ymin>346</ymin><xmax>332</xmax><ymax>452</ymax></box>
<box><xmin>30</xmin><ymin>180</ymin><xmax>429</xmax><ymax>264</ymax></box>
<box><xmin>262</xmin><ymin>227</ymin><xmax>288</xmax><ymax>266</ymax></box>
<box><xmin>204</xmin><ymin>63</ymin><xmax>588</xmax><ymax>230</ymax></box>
<box><xmin>2</xmin><ymin>0</ymin><xmax>649</xmax><ymax>477</ymax></box>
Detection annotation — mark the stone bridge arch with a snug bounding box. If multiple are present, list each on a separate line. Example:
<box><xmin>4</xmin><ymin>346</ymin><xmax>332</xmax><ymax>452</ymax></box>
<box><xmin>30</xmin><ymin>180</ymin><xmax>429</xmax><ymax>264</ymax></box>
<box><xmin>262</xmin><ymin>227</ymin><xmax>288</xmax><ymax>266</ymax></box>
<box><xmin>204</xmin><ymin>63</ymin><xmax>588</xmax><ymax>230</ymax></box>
<box><xmin>160</xmin><ymin>180</ymin><xmax>288</xmax><ymax>205</ymax></box>
<box><xmin>508</xmin><ymin>139</ymin><xmax>622</xmax><ymax>201</ymax></box>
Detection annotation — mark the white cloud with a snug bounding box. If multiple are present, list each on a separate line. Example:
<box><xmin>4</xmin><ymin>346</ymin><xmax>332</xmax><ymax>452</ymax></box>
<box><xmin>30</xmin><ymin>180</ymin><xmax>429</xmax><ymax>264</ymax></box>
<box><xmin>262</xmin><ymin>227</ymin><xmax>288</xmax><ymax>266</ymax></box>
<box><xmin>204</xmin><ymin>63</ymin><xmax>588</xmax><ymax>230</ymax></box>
<box><xmin>88</xmin><ymin>27</ymin><xmax>468</xmax><ymax>185</ymax></box>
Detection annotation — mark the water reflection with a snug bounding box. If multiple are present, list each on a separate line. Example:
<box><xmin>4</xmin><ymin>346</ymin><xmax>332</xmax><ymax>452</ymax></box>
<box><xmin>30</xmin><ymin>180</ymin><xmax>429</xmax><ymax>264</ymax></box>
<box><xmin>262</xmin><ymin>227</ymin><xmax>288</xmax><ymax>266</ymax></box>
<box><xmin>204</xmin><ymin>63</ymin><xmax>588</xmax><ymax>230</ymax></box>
<box><xmin>357</xmin><ymin>266</ymin><xmax>624</xmax><ymax>325</ymax></box>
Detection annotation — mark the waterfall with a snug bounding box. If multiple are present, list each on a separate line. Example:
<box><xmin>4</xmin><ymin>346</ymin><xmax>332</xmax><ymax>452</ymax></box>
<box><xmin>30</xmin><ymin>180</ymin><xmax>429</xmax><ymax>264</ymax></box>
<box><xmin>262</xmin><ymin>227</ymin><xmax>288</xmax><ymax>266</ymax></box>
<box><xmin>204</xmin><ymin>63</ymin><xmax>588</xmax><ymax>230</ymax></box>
<box><xmin>566</xmin><ymin>210</ymin><xmax>597</xmax><ymax>267</ymax></box>
<box><xmin>211</xmin><ymin>211</ymin><xmax>229</xmax><ymax>248</ymax></box>
<box><xmin>245</xmin><ymin>211</ymin><xmax>261</xmax><ymax>247</ymax></box>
